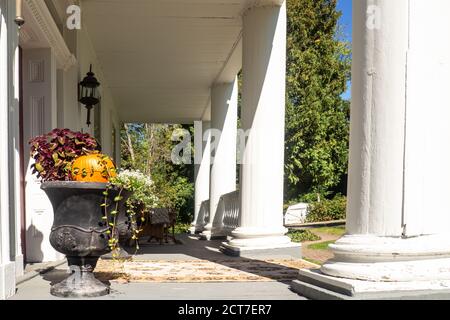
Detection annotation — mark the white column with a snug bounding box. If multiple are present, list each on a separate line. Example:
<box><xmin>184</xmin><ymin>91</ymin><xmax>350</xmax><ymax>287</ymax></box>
<box><xmin>223</xmin><ymin>1</ymin><xmax>297</xmax><ymax>253</ymax></box>
<box><xmin>293</xmin><ymin>0</ymin><xmax>450</xmax><ymax>298</ymax></box>
<box><xmin>0</xmin><ymin>0</ymin><xmax>18</xmax><ymax>299</ymax></box>
<box><xmin>9</xmin><ymin>0</ymin><xmax>22</xmax><ymax>278</ymax></box>
<box><xmin>190</xmin><ymin>121</ymin><xmax>211</xmax><ymax>234</ymax></box>
<box><xmin>201</xmin><ymin>78</ymin><xmax>238</xmax><ymax>240</ymax></box>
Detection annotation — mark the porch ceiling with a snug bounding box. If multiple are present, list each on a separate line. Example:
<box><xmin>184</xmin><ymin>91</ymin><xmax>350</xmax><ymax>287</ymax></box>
<box><xmin>81</xmin><ymin>0</ymin><xmax>254</xmax><ymax>124</ymax></box>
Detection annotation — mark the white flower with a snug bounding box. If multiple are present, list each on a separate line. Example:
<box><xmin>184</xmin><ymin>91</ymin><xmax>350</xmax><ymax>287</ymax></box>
<box><xmin>110</xmin><ymin>169</ymin><xmax>159</xmax><ymax>207</ymax></box>
<box><xmin>114</xmin><ymin>169</ymin><xmax>154</xmax><ymax>189</ymax></box>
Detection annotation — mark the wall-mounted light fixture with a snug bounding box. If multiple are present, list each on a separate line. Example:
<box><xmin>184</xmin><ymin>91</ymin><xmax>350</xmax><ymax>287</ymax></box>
<box><xmin>15</xmin><ymin>0</ymin><xmax>25</xmax><ymax>27</ymax></box>
<box><xmin>78</xmin><ymin>64</ymin><xmax>100</xmax><ymax>127</ymax></box>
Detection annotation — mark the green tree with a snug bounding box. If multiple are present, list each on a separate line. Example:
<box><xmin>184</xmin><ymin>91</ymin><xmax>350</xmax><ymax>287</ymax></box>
<box><xmin>285</xmin><ymin>0</ymin><xmax>351</xmax><ymax>200</ymax></box>
<box><xmin>121</xmin><ymin>124</ymin><xmax>195</xmax><ymax>223</ymax></box>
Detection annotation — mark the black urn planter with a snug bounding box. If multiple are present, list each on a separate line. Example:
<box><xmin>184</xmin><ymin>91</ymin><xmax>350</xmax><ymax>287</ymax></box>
<box><xmin>41</xmin><ymin>181</ymin><xmax>119</xmax><ymax>298</ymax></box>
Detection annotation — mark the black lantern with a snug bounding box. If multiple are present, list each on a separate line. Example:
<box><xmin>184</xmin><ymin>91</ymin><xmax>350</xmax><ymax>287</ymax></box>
<box><xmin>79</xmin><ymin>64</ymin><xmax>100</xmax><ymax>127</ymax></box>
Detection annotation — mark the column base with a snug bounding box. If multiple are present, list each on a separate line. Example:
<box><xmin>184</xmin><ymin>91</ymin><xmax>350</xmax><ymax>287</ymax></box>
<box><xmin>199</xmin><ymin>229</ymin><xmax>227</xmax><ymax>241</ymax></box>
<box><xmin>291</xmin><ymin>234</ymin><xmax>450</xmax><ymax>299</ymax></box>
<box><xmin>0</xmin><ymin>262</ymin><xmax>16</xmax><ymax>299</ymax></box>
<box><xmin>322</xmin><ymin>234</ymin><xmax>450</xmax><ymax>281</ymax></box>
<box><xmin>15</xmin><ymin>255</ymin><xmax>24</xmax><ymax>277</ymax></box>
<box><xmin>220</xmin><ymin>241</ymin><xmax>301</xmax><ymax>259</ymax></box>
<box><xmin>189</xmin><ymin>224</ymin><xmax>205</xmax><ymax>235</ymax></box>
<box><xmin>220</xmin><ymin>226</ymin><xmax>301</xmax><ymax>258</ymax></box>
<box><xmin>199</xmin><ymin>223</ymin><xmax>228</xmax><ymax>240</ymax></box>
<box><xmin>291</xmin><ymin>269</ymin><xmax>450</xmax><ymax>300</ymax></box>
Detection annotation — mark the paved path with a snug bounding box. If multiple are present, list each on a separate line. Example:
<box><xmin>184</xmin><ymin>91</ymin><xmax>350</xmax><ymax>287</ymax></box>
<box><xmin>301</xmin><ymin>231</ymin><xmax>341</xmax><ymax>264</ymax></box>
<box><xmin>10</xmin><ymin>234</ymin><xmax>307</xmax><ymax>300</ymax></box>
<box><xmin>10</xmin><ymin>267</ymin><xmax>305</xmax><ymax>300</ymax></box>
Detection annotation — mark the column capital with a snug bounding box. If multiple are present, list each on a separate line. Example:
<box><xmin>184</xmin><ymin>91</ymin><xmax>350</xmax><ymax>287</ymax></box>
<box><xmin>242</xmin><ymin>0</ymin><xmax>285</xmax><ymax>17</ymax></box>
<box><xmin>211</xmin><ymin>79</ymin><xmax>237</xmax><ymax>89</ymax></box>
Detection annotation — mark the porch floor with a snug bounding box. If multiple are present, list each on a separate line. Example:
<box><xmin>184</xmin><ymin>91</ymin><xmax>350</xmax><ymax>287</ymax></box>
<box><xmin>10</xmin><ymin>234</ymin><xmax>308</xmax><ymax>300</ymax></box>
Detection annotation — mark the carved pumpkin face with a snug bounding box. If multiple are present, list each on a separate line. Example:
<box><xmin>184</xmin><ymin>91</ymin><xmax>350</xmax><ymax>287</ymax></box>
<box><xmin>70</xmin><ymin>154</ymin><xmax>117</xmax><ymax>183</ymax></box>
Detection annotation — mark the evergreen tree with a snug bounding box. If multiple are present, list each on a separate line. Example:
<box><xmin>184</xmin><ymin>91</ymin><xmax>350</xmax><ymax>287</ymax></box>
<box><xmin>285</xmin><ymin>0</ymin><xmax>351</xmax><ymax>200</ymax></box>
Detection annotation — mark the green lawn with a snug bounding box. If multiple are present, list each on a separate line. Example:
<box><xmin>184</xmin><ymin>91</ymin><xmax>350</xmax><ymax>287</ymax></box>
<box><xmin>287</xmin><ymin>225</ymin><xmax>345</xmax><ymax>243</ymax></box>
<box><xmin>307</xmin><ymin>240</ymin><xmax>336</xmax><ymax>250</ymax></box>
<box><xmin>312</xmin><ymin>226</ymin><xmax>346</xmax><ymax>236</ymax></box>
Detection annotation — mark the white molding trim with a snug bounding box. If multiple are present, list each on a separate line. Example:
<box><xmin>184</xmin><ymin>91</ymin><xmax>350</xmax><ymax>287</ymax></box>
<box><xmin>24</xmin><ymin>0</ymin><xmax>76</xmax><ymax>71</ymax></box>
<box><xmin>242</xmin><ymin>0</ymin><xmax>285</xmax><ymax>16</ymax></box>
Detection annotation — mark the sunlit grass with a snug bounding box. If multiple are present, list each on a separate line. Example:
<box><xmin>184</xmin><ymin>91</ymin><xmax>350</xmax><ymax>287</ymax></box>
<box><xmin>303</xmin><ymin>257</ymin><xmax>322</xmax><ymax>266</ymax></box>
<box><xmin>307</xmin><ymin>240</ymin><xmax>336</xmax><ymax>250</ymax></box>
<box><xmin>313</xmin><ymin>226</ymin><xmax>346</xmax><ymax>236</ymax></box>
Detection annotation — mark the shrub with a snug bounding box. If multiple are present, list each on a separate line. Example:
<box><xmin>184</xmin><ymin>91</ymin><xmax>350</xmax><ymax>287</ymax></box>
<box><xmin>173</xmin><ymin>223</ymin><xmax>191</xmax><ymax>234</ymax></box>
<box><xmin>306</xmin><ymin>194</ymin><xmax>347</xmax><ymax>223</ymax></box>
<box><xmin>298</xmin><ymin>192</ymin><xmax>323</xmax><ymax>203</ymax></box>
<box><xmin>287</xmin><ymin>229</ymin><xmax>321</xmax><ymax>243</ymax></box>
<box><xmin>29</xmin><ymin>128</ymin><xmax>99</xmax><ymax>182</ymax></box>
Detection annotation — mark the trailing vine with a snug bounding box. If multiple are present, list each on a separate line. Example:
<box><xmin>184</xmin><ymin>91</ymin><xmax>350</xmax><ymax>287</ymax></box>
<box><xmin>102</xmin><ymin>186</ymin><xmax>127</xmax><ymax>258</ymax></box>
<box><xmin>101</xmin><ymin>170</ymin><xmax>159</xmax><ymax>259</ymax></box>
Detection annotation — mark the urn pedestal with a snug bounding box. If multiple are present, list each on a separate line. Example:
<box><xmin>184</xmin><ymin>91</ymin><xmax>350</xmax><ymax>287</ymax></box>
<box><xmin>41</xmin><ymin>182</ymin><xmax>118</xmax><ymax>298</ymax></box>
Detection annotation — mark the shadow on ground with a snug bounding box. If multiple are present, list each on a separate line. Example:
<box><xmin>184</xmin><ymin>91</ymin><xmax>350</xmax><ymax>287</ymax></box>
<box><xmin>11</xmin><ymin>233</ymin><xmax>311</xmax><ymax>300</ymax></box>
<box><xmin>92</xmin><ymin>233</ymin><xmax>315</xmax><ymax>284</ymax></box>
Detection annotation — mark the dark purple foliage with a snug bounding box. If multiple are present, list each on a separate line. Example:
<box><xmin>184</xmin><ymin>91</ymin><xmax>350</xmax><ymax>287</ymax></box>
<box><xmin>29</xmin><ymin>128</ymin><xmax>99</xmax><ymax>182</ymax></box>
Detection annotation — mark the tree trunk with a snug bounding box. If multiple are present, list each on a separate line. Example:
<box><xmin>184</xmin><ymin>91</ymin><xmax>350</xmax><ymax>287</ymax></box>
<box><xmin>124</xmin><ymin>123</ymin><xmax>136</xmax><ymax>166</ymax></box>
<box><xmin>145</xmin><ymin>123</ymin><xmax>156</xmax><ymax>176</ymax></box>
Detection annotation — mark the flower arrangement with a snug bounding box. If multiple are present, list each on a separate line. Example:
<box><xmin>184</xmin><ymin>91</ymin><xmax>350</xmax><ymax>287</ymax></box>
<box><xmin>29</xmin><ymin>129</ymin><xmax>156</xmax><ymax>260</ymax></box>
<box><xmin>29</xmin><ymin>129</ymin><xmax>117</xmax><ymax>184</ymax></box>
<box><xmin>102</xmin><ymin>169</ymin><xmax>160</xmax><ymax>256</ymax></box>
<box><xmin>29</xmin><ymin>128</ymin><xmax>99</xmax><ymax>182</ymax></box>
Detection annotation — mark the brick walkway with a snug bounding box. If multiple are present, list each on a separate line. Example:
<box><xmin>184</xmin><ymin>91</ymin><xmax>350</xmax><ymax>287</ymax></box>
<box><xmin>300</xmin><ymin>231</ymin><xmax>342</xmax><ymax>264</ymax></box>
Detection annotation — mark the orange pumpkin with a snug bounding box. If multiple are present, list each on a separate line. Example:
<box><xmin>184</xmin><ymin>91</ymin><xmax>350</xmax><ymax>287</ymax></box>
<box><xmin>70</xmin><ymin>154</ymin><xmax>117</xmax><ymax>183</ymax></box>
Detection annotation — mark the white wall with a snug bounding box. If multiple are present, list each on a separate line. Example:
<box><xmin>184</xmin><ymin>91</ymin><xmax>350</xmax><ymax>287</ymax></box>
<box><xmin>55</xmin><ymin>18</ymin><xmax>121</xmax><ymax>158</ymax></box>
<box><xmin>57</xmin><ymin>64</ymin><xmax>80</xmax><ymax>130</ymax></box>
<box><xmin>76</xmin><ymin>27</ymin><xmax>120</xmax><ymax>160</ymax></box>
<box><xmin>22</xmin><ymin>6</ymin><xmax>121</xmax><ymax>263</ymax></box>
<box><xmin>22</xmin><ymin>48</ymin><xmax>62</xmax><ymax>263</ymax></box>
